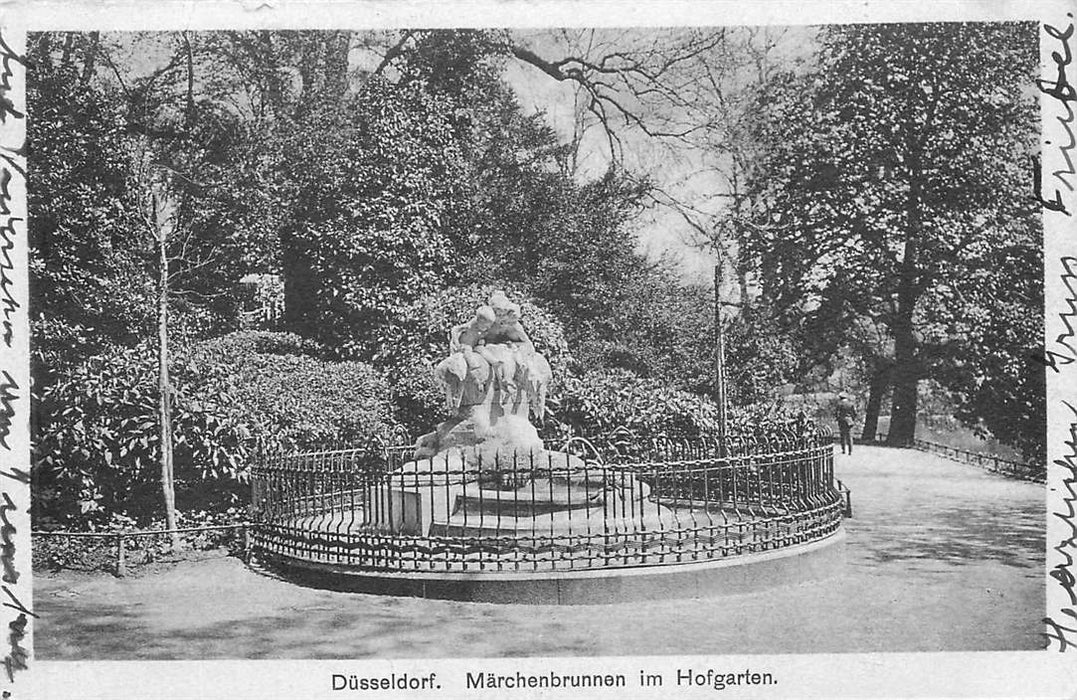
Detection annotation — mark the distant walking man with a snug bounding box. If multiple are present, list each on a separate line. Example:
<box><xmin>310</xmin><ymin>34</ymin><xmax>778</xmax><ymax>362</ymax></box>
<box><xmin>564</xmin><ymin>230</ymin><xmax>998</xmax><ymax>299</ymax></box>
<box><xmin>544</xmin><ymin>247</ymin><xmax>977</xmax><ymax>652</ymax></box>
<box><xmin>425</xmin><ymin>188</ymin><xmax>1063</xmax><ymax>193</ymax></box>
<box><xmin>835</xmin><ymin>392</ymin><xmax>857</xmax><ymax>455</ymax></box>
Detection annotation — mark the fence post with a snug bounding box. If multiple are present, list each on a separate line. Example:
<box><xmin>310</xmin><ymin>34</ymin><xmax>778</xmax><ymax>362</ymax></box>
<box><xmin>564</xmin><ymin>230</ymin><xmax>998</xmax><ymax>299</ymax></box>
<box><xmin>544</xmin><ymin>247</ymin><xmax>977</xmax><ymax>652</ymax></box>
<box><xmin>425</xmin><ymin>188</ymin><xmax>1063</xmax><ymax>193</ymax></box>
<box><xmin>242</xmin><ymin>524</ymin><xmax>251</xmax><ymax>564</ymax></box>
<box><xmin>116</xmin><ymin>533</ymin><xmax>127</xmax><ymax>578</ymax></box>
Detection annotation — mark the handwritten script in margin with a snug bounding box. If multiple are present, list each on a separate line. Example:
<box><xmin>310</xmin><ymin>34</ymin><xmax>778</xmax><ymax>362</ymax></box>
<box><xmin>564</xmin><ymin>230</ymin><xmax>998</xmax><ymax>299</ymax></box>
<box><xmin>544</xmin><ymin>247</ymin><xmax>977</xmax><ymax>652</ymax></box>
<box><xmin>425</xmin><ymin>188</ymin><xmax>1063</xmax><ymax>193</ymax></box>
<box><xmin>0</xmin><ymin>28</ymin><xmax>29</xmax><ymax>690</ymax></box>
<box><xmin>1038</xmin><ymin>13</ymin><xmax>1077</xmax><ymax>653</ymax></box>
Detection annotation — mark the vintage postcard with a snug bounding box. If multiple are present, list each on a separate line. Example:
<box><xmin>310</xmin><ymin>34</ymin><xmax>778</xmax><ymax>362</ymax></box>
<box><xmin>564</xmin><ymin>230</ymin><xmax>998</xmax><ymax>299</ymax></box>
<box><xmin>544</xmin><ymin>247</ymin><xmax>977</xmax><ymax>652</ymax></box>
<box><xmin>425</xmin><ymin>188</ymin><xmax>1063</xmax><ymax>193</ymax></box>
<box><xmin>1</xmin><ymin>0</ymin><xmax>1075</xmax><ymax>698</ymax></box>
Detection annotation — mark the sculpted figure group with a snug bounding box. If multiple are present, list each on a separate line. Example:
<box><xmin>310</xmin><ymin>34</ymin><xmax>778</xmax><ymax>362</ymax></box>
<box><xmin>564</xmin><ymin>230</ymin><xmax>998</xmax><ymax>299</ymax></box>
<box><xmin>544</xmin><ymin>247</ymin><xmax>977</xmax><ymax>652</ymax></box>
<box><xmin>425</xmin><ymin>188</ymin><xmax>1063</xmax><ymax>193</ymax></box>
<box><xmin>434</xmin><ymin>290</ymin><xmax>552</xmax><ymax>421</ymax></box>
<box><xmin>415</xmin><ymin>291</ymin><xmax>552</xmax><ymax>462</ymax></box>
<box><xmin>392</xmin><ymin>290</ymin><xmax>665</xmax><ymax>535</ymax></box>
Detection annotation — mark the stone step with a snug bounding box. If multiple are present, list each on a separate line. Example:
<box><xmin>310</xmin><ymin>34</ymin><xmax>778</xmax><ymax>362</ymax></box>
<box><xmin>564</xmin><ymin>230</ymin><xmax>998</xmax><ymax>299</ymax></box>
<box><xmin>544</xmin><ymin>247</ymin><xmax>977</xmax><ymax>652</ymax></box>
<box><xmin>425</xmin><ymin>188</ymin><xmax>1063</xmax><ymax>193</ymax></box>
<box><xmin>430</xmin><ymin>509</ymin><xmax>633</xmax><ymax>537</ymax></box>
<box><xmin>429</xmin><ymin>505</ymin><xmax>683</xmax><ymax>538</ymax></box>
<box><xmin>452</xmin><ymin>478</ymin><xmax>606</xmax><ymax>517</ymax></box>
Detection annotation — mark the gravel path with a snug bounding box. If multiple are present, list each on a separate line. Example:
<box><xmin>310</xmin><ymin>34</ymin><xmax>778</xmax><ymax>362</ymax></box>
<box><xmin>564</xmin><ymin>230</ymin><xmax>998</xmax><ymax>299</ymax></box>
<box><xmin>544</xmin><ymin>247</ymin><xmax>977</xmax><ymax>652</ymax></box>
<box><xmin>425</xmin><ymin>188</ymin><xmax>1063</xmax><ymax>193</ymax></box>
<box><xmin>33</xmin><ymin>446</ymin><xmax>1045</xmax><ymax>659</ymax></box>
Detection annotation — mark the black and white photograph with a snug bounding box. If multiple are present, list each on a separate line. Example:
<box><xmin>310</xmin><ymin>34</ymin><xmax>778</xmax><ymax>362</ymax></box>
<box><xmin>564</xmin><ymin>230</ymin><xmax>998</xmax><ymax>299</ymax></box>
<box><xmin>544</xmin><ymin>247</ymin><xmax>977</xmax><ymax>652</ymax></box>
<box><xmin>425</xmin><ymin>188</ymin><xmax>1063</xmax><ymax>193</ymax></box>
<box><xmin>3</xmin><ymin>1</ymin><xmax>1076</xmax><ymax>697</ymax></box>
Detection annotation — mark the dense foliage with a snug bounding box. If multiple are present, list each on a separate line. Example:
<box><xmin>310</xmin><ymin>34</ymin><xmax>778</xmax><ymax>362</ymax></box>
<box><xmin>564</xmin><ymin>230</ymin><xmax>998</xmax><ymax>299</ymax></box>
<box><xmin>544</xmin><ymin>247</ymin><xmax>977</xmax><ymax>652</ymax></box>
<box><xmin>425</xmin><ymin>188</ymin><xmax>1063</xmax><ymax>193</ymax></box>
<box><xmin>281</xmin><ymin>78</ymin><xmax>471</xmax><ymax>358</ymax></box>
<box><xmin>27</xmin><ymin>26</ymin><xmax>1046</xmax><ymax>540</ymax></box>
<box><xmin>185</xmin><ymin>331</ymin><xmax>401</xmax><ymax>453</ymax></box>
<box><xmin>27</xmin><ymin>38</ymin><xmax>150</xmax><ymax>372</ymax></box>
<box><xmin>33</xmin><ymin>332</ymin><xmax>399</xmax><ymax>528</ymax></box>
<box><xmin>741</xmin><ymin>22</ymin><xmax>1041</xmax><ymax>453</ymax></box>
<box><xmin>33</xmin><ymin>343</ymin><xmax>249</xmax><ymax>527</ymax></box>
<box><xmin>550</xmin><ymin>369</ymin><xmax>813</xmax><ymax>448</ymax></box>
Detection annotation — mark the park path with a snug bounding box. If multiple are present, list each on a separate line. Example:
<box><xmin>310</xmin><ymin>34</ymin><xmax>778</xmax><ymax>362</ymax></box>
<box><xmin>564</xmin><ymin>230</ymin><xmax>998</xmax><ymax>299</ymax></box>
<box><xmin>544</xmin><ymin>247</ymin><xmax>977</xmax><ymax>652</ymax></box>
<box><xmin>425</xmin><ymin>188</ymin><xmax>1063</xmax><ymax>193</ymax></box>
<box><xmin>33</xmin><ymin>446</ymin><xmax>1045</xmax><ymax>659</ymax></box>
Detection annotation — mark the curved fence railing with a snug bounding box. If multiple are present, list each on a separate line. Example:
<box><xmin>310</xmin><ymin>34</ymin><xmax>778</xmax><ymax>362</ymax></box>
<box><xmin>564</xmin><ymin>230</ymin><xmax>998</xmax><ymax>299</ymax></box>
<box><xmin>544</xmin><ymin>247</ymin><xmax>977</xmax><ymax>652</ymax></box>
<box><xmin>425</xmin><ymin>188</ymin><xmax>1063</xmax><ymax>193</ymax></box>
<box><xmin>250</xmin><ymin>431</ymin><xmax>846</xmax><ymax>574</ymax></box>
<box><xmin>873</xmin><ymin>433</ymin><xmax>1044</xmax><ymax>483</ymax></box>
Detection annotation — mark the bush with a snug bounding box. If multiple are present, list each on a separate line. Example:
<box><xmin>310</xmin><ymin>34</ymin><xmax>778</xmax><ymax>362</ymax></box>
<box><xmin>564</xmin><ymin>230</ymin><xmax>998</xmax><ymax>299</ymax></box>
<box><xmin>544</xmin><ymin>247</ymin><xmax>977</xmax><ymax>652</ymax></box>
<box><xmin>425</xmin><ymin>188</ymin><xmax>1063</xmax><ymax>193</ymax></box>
<box><xmin>548</xmin><ymin>369</ymin><xmax>820</xmax><ymax>451</ymax></box>
<box><xmin>33</xmin><ymin>342</ymin><xmax>251</xmax><ymax>528</ymax></box>
<box><xmin>724</xmin><ymin>310</ymin><xmax>802</xmax><ymax>406</ymax></box>
<box><xmin>33</xmin><ymin>331</ymin><xmax>401</xmax><ymax>529</ymax></box>
<box><xmin>32</xmin><ymin>534</ymin><xmax>114</xmax><ymax>573</ymax></box>
<box><xmin>184</xmin><ymin>335</ymin><xmax>401</xmax><ymax>454</ymax></box>
<box><xmin>187</xmin><ymin>330</ymin><xmax>320</xmax><ymax>359</ymax></box>
<box><xmin>386</xmin><ymin>358</ymin><xmax>446</xmax><ymax>440</ymax></box>
<box><xmin>550</xmin><ymin>369</ymin><xmax>724</xmax><ymax>443</ymax></box>
<box><xmin>568</xmin><ymin>272</ymin><xmax>717</xmax><ymax>392</ymax></box>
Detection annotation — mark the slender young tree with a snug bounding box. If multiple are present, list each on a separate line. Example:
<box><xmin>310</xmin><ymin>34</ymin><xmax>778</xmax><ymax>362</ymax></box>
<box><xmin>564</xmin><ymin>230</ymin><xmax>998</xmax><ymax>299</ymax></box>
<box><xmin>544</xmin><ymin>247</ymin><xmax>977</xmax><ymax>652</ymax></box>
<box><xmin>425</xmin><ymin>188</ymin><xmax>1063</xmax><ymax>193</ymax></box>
<box><xmin>134</xmin><ymin>158</ymin><xmax>181</xmax><ymax>549</ymax></box>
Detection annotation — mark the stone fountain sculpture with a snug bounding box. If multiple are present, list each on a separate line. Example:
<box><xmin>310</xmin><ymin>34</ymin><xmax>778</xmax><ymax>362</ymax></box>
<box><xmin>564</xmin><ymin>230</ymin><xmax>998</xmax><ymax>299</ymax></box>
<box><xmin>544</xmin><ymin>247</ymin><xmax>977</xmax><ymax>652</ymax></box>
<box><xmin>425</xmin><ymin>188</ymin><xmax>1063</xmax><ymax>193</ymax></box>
<box><xmin>382</xmin><ymin>290</ymin><xmax>665</xmax><ymax>537</ymax></box>
<box><xmin>415</xmin><ymin>290</ymin><xmax>553</xmax><ymax>468</ymax></box>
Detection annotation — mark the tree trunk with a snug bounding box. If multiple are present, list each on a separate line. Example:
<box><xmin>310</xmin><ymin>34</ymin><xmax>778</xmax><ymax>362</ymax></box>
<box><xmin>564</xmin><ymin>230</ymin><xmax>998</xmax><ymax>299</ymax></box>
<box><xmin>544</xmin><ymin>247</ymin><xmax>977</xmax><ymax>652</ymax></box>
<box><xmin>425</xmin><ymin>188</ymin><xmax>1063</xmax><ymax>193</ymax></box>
<box><xmin>60</xmin><ymin>33</ymin><xmax>75</xmax><ymax>69</ymax></box>
<box><xmin>888</xmin><ymin>322</ymin><xmax>918</xmax><ymax>446</ymax></box>
<box><xmin>157</xmin><ymin>205</ymin><xmax>181</xmax><ymax>550</ymax></box>
<box><xmin>293</xmin><ymin>32</ymin><xmax>351</xmax><ymax>121</ymax></box>
<box><xmin>323</xmin><ymin>32</ymin><xmax>351</xmax><ymax>100</ymax></box>
<box><xmin>78</xmin><ymin>32</ymin><xmax>99</xmax><ymax>87</ymax></box>
<box><xmin>182</xmin><ymin>32</ymin><xmax>196</xmax><ymax>131</ymax></box>
<box><xmin>257</xmin><ymin>32</ymin><xmax>285</xmax><ymax>118</ymax></box>
<box><xmin>860</xmin><ymin>360</ymin><xmax>890</xmax><ymax>442</ymax></box>
<box><xmin>887</xmin><ymin>142</ymin><xmax>923</xmax><ymax>448</ymax></box>
<box><xmin>713</xmin><ymin>265</ymin><xmax>727</xmax><ymax>456</ymax></box>
<box><xmin>281</xmin><ymin>230</ymin><xmax>318</xmax><ymax>340</ymax></box>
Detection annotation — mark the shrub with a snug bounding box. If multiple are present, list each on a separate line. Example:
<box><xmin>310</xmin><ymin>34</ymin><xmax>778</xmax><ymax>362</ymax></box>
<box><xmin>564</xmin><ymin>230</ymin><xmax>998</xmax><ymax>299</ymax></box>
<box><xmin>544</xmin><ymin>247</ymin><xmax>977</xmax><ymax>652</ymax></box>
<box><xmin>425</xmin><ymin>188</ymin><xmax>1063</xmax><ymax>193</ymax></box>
<box><xmin>281</xmin><ymin>78</ymin><xmax>471</xmax><ymax>358</ymax></box>
<box><xmin>183</xmin><ymin>339</ymin><xmax>401</xmax><ymax>454</ymax></box>
<box><xmin>386</xmin><ymin>358</ymin><xmax>446</xmax><ymax>441</ymax></box>
<box><xmin>550</xmin><ymin>369</ymin><xmax>724</xmax><ymax>443</ymax></box>
<box><xmin>187</xmin><ymin>330</ymin><xmax>320</xmax><ymax>359</ymax></box>
<box><xmin>33</xmin><ymin>342</ymin><xmax>251</xmax><ymax>528</ymax></box>
<box><xmin>548</xmin><ymin>369</ymin><xmax>820</xmax><ymax>451</ymax></box>
<box><xmin>32</xmin><ymin>534</ymin><xmax>115</xmax><ymax>573</ymax></box>
<box><xmin>33</xmin><ymin>331</ymin><xmax>400</xmax><ymax>529</ymax></box>
<box><xmin>724</xmin><ymin>312</ymin><xmax>802</xmax><ymax>406</ymax></box>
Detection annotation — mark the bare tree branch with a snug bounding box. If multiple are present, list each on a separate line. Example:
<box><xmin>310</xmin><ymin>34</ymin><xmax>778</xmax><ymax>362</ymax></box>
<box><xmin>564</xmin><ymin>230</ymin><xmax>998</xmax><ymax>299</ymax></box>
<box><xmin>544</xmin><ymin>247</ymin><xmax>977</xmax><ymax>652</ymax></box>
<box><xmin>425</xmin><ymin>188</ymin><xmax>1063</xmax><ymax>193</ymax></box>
<box><xmin>372</xmin><ymin>30</ymin><xmax>415</xmax><ymax>76</ymax></box>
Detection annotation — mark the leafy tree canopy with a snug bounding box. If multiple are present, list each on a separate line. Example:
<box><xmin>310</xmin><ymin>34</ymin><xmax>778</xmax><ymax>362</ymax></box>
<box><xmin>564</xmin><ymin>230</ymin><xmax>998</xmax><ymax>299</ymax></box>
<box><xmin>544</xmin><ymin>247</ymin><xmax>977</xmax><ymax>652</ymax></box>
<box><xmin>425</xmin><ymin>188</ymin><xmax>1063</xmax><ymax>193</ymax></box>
<box><xmin>741</xmin><ymin>22</ymin><xmax>1041</xmax><ymax>454</ymax></box>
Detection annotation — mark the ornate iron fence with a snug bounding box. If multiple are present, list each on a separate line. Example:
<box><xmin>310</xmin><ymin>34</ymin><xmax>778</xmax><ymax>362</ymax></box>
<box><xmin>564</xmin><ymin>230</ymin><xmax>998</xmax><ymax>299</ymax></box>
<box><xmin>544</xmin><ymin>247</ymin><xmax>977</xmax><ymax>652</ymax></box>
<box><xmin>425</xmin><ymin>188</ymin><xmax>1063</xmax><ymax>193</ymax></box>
<box><xmin>250</xmin><ymin>431</ymin><xmax>846</xmax><ymax>574</ymax></box>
